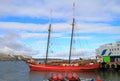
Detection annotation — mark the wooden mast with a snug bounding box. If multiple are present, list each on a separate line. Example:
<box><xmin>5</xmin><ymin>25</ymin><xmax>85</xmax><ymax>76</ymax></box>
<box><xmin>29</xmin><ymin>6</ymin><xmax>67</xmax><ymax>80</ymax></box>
<box><xmin>45</xmin><ymin>24</ymin><xmax>51</xmax><ymax>64</ymax></box>
<box><xmin>69</xmin><ymin>3</ymin><xmax>75</xmax><ymax>64</ymax></box>
<box><xmin>45</xmin><ymin>10</ymin><xmax>52</xmax><ymax>64</ymax></box>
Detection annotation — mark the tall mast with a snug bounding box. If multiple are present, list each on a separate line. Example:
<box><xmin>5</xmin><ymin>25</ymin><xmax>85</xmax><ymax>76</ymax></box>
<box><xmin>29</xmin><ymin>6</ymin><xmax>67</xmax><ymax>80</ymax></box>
<box><xmin>69</xmin><ymin>3</ymin><xmax>75</xmax><ymax>64</ymax></box>
<box><xmin>45</xmin><ymin>10</ymin><xmax>52</xmax><ymax>64</ymax></box>
<box><xmin>45</xmin><ymin>24</ymin><xmax>51</xmax><ymax>64</ymax></box>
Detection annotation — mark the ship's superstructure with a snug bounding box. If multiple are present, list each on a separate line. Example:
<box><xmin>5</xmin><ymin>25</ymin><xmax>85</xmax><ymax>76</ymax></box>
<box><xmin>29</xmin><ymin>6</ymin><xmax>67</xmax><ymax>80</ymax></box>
<box><xmin>96</xmin><ymin>41</ymin><xmax>120</xmax><ymax>62</ymax></box>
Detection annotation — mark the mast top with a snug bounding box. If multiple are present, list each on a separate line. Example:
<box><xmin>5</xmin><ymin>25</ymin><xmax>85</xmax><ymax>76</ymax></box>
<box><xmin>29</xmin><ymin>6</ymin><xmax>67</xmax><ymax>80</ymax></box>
<box><xmin>73</xmin><ymin>2</ymin><xmax>75</xmax><ymax>18</ymax></box>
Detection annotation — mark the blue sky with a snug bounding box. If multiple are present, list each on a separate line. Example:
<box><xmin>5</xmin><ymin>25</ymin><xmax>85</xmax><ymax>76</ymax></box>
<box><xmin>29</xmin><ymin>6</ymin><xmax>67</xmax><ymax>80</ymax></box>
<box><xmin>0</xmin><ymin>0</ymin><xmax>120</xmax><ymax>59</ymax></box>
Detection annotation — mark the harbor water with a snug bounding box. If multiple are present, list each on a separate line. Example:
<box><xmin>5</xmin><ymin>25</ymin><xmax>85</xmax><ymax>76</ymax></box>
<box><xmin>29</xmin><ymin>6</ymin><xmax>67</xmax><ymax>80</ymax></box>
<box><xmin>0</xmin><ymin>61</ymin><xmax>120</xmax><ymax>81</ymax></box>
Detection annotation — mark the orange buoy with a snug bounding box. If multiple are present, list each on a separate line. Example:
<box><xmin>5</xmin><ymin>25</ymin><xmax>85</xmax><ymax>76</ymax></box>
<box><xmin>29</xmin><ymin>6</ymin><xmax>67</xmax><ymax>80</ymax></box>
<box><xmin>58</xmin><ymin>74</ymin><xmax>63</xmax><ymax>80</ymax></box>
<box><xmin>96</xmin><ymin>79</ymin><xmax>102</xmax><ymax>81</ymax></box>
<box><xmin>66</xmin><ymin>74</ymin><xmax>73</xmax><ymax>80</ymax></box>
<box><xmin>51</xmin><ymin>75</ymin><xmax>57</xmax><ymax>80</ymax></box>
<box><xmin>73</xmin><ymin>73</ymin><xmax>79</xmax><ymax>80</ymax></box>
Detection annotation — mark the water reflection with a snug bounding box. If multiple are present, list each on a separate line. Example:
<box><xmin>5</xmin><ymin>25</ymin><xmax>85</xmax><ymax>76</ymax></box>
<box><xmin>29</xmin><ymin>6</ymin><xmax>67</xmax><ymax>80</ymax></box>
<box><xmin>99</xmin><ymin>70</ymin><xmax>120</xmax><ymax>81</ymax></box>
<box><xmin>29</xmin><ymin>70</ymin><xmax>120</xmax><ymax>81</ymax></box>
<box><xmin>29</xmin><ymin>70</ymin><xmax>101</xmax><ymax>81</ymax></box>
<box><xmin>30</xmin><ymin>71</ymin><xmax>50</xmax><ymax>81</ymax></box>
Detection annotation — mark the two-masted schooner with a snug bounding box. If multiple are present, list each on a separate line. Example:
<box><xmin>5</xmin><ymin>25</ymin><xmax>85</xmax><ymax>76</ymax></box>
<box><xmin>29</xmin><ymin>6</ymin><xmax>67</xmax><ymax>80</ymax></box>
<box><xmin>27</xmin><ymin>4</ymin><xmax>100</xmax><ymax>71</ymax></box>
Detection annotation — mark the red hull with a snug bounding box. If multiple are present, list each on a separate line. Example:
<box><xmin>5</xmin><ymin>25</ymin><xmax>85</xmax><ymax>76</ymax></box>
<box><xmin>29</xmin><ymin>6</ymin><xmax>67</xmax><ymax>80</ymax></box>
<box><xmin>28</xmin><ymin>63</ymin><xmax>100</xmax><ymax>71</ymax></box>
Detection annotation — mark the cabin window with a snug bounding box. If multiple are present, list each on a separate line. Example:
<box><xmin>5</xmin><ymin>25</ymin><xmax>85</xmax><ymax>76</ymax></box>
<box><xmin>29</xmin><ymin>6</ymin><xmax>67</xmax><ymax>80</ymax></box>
<box><xmin>109</xmin><ymin>49</ymin><xmax>111</xmax><ymax>51</ymax></box>
<box><xmin>117</xmin><ymin>48</ymin><xmax>119</xmax><ymax>50</ymax></box>
<box><xmin>112</xmin><ymin>49</ymin><xmax>113</xmax><ymax>51</ymax></box>
<box><xmin>117</xmin><ymin>44</ymin><xmax>120</xmax><ymax>46</ymax></box>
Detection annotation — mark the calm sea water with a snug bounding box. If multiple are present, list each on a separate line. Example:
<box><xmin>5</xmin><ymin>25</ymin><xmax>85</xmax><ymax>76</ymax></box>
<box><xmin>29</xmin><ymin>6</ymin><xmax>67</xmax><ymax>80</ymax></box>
<box><xmin>0</xmin><ymin>61</ymin><xmax>120</xmax><ymax>81</ymax></box>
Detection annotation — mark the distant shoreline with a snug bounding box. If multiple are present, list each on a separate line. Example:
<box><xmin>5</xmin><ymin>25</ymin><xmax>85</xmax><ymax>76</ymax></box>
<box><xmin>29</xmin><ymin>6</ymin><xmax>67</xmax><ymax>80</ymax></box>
<box><xmin>0</xmin><ymin>54</ymin><xmax>32</xmax><ymax>61</ymax></box>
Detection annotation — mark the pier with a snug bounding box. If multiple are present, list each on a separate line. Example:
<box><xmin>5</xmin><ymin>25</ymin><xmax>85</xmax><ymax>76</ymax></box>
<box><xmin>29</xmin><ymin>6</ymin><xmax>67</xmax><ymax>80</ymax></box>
<box><xmin>100</xmin><ymin>62</ymin><xmax>120</xmax><ymax>71</ymax></box>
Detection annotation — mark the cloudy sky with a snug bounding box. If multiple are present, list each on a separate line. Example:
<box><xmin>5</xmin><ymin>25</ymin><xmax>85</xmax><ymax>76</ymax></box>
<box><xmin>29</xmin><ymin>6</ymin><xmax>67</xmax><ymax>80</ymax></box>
<box><xmin>0</xmin><ymin>0</ymin><xmax>120</xmax><ymax>59</ymax></box>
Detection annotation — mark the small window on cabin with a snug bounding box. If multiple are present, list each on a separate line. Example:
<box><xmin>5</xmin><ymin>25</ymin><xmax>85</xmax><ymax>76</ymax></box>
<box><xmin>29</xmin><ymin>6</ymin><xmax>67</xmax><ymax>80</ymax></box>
<box><xmin>117</xmin><ymin>44</ymin><xmax>120</xmax><ymax>46</ymax></box>
<box><xmin>109</xmin><ymin>49</ymin><xmax>111</xmax><ymax>51</ymax></box>
<box><xmin>117</xmin><ymin>48</ymin><xmax>119</xmax><ymax>50</ymax></box>
<box><xmin>112</xmin><ymin>49</ymin><xmax>113</xmax><ymax>51</ymax></box>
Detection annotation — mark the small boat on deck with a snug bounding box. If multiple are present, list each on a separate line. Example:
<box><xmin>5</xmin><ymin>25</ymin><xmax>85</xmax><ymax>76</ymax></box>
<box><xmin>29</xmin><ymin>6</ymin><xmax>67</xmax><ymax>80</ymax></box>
<box><xmin>27</xmin><ymin>3</ymin><xmax>101</xmax><ymax>71</ymax></box>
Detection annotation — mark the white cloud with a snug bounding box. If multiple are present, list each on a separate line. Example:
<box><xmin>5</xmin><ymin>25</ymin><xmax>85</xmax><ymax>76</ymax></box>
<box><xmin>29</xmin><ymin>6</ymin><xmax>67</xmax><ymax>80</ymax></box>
<box><xmin>62</xmin><ymin>36</ymin><xmax>92</xmax><ymax>40</ymax></box>
<box><xmin>21</xmin><ymin>33</ymin><xmax>48</xmax><ymax>39</ymax></box>
<box><xmin>46</xmin><ymin>48</ymin><xmax>96</xmax><ymax>59</ymax></box>
<box><xmin>0</xmin><ymin>0</ymin><xmax>120</xmax><ymax>21</ymax></box>
<box><xmin>0</xmin><ymin>22</ymin><xmax>48</xmax><ymax>31</ymax></box>
<box><xmin>0</xmin><ymin>22</ymin><xmax>120</xmax><ymax>34</ymax></box>
<box><xmin>75</xmin><ymin>23</ymin><xmax>120</xmax><ymax>34</ymax></box>
<box><xmin>0</xmin><ymin>32</ymin><xmax>38</xmax><ymax>55</ymax></box>
<box><xmin>21</xmin><ymin>32</ymin><xmax>62</xmax><ymax>39</ymax></box>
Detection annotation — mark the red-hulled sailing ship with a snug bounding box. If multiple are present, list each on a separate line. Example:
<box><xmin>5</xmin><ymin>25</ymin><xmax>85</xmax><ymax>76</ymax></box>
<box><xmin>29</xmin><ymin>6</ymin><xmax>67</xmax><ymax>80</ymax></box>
<box><xmin>28</xmin><ymin>63</ymin><xmax>100</xmax><ymax>71</ymax></box>
<box><xmin>27</xmin><ymin>4</ymin><xmax>100</xmax><ymax>71</ymax></box>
